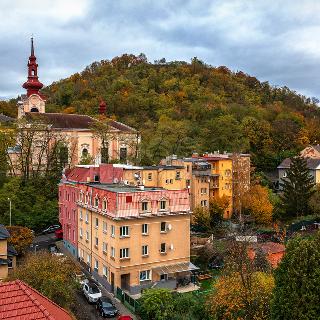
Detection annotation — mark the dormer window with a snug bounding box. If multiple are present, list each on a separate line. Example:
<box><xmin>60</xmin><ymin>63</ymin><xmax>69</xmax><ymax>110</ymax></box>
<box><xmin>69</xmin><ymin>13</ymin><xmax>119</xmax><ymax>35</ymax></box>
<box><xmin>94</xmin><ymin>196</ymin><xmax>99</xmax><ymax>208</ymax></box>
<box><xmin>160</xmin><ymin>200</ymin><xmax>167</xmax><ymax>211</ymax></box>
<box><xmin>102</xmin><ymin>199</ymin><xmax>107</xmax><ymax>211</ymax></box>
<box><xmin>142</xmin><ymin>202</ymin><xmax>148</xmax><ymax>211</ymax></box>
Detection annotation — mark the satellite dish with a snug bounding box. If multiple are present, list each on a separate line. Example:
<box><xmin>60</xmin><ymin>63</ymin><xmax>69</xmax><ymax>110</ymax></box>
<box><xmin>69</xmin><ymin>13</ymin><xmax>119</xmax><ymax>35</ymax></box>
<box><xmin>113</xmin><ymin>178</ymin><xmax>119</xmax><ymax>184</ymax></box>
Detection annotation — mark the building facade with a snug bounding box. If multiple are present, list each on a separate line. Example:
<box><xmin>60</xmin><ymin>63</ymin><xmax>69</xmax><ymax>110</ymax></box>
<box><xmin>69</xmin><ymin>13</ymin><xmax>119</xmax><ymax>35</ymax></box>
<box><xmin>9</xmin><ymin>38</ymin><xmax>139</xmax><ymax>176</ymax></box>
<box><xmin>0</xmin><ymin>225</ymin><xmax>17</xmax><ymax>281</ymax></box>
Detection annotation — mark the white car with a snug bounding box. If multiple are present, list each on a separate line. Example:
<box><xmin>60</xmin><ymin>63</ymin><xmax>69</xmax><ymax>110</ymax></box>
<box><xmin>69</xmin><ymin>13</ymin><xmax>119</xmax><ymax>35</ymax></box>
<box><xmin>83</xmin><ymin>282</ymin><xmax>102</xmax><ymax>303</ymax></box>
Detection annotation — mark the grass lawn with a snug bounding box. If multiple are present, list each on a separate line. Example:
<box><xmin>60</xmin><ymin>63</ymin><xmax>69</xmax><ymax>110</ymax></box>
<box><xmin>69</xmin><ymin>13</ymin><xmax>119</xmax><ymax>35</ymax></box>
<box><xmin>199</xmin><ymin>269</ymin><xmax>221</xmax><ymax>292</ymax></box>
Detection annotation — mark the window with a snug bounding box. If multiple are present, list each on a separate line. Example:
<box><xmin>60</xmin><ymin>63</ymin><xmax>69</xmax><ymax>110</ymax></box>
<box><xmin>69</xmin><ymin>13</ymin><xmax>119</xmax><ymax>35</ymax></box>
<box><xmin>141</xmin><ymin>201</ymin><xmax>148</xmax><ymax>212</ymax></box>
<box><xmin>94</xmin><ymin>196</ymin><xmax>99</xmax><ymax>208</ymax></box>
<box><xmin>94</xmin><ymin>259</ymin><xmax>99</xmax><ymax>272</ymax></box>
<box><xmin>103</xmin><ymin>265</ymin><xmax>109</xmax><ymax>278</ymax></box>
<box><xmin>160</xmin><ymin>243</ymin><xmax>166</xmax><ymax>253</ymax></box>
<box><xmin>94</xmin><ymin>175</ymin><xmax>99</xmax><ymax>182</ymax></box>
<box><xmin>82</xmin><ymin>148</ymin><xmax>88</xmax><ymax>158</ymax></box>
<box><xmin>80</xmin><ymin>208</ymin><xmax>83</xmax><ymax>220</ymax></box>
<box><xmin>283</xmin><ymin>171</ymin><xmax>287</xmax><ymax>178</ymax></box>
<box><xmin>160</xmin><ymin>222</ymin><xmax>167</xmax><ymax>232</ymax></box>
<box><xmin>147</xmin><ymin>173</ymin><xmax>152</xmax><ymax>181</ymax></box>
<box><xmin>85</xmin><ymin>194</ymin><xmax>88</xmax><ymax>204</ymax></box>
<box><xmin>225</xmin><ymin>169</ymin><xmax>231</xmax><ymax>177</ymax></box>
<box><xmin>120</xmin><ymin>147</ymin><xmax>127</xmax><ymax>162</ymax></box>
<box><xmin>165</xmin><ymin>179</ymin><xmax>169</xmax><ymax>184</ymax></box>
<box><xmin>142</xmin><ymin>224</ymin><xmax>148</xmax><ymax>235</ymax></box>
<box><xmin>120</xmin><ymin>226</ymin><xmax>129</xmax><ymax>237</ymax></box>
<box><xmin>103</xmin><ymin>242</ymin><xmax>108</xmax><ymax>254</ymax></box>
<box><xmin>201</xmin><ymin>200</ymin><xmax>208</xmax><ymax>207</ymax></box>
<box><xmin>201</xmin><ymin>188</ymin><xmax>207</xmax><ymax>194</ymax></box>
<box><xmin>102</xmin><ymin>199</ymin><xmax>107</xmax><ymax>211</ymax></box>
<box><xmin>120</xmin><ymin>248</ymin><xmax>129</xmax><ymax>259</ymax></box>
<box><xmin>95</xmin><ymin>218</ymin><xmax>99</xmax><ymax>229</ymax></box>
<box><xmin>103</xmin><ymin>221</ymin><xmax>107</xmax><ymax>233</ymax></box>
<box><xmin>175</xmin><ymin>171</ymin><xmax>181</xmax><ymax>180</ymax></box>
<box><xmin>160</xmin><ymin>200</ymin><xmax>167</xmax><ymax>211</ymax></box>
<box><xmin>169</xmin><ymin>179</ymin><xmax>173</xmax><ymax>184</ymax></box>
<box><xmin>85</xmin><ymin>211</ymin><xmax>89</xmax><ymax>223</ymax></box>
<box><xmin>187</xmin><ymin>165</ymin><xmax>190</xmax><ymax>172</ymax></box>
<box><xmin>160</xmin><ymin>273</ymin><xmax>168</xmax><ymax>281</ymax></box>
<box><xmin>111</xmin><ymin>247</ymin><xmax>115</xmax><ymax>258</ymax></box>
<box><xmin>95</xmin><ymin>237</ymin><xmax>98</xmax><ymax>247</ymax></box>
<box><xmin>101</xmin><ymin>145</ymin><xmax>109</xmax><ymax>164</ymax></box>
<box><xmin>86</xmin><ymin>231</ymin><xmax>89</xmax><ymax>241</ymax></box>
<box><xmin>79</xmin><ymin>228</ymin><xmax>83</xmax><ymax>238</ymax></box>
<box><xmin>126</xmin><ymin>196</ymin><xmax>132</xmax><ymax>203</ymax></box>
<box><xmin>142</xmin><ymin>245</ymin><xmax>149</xmax><ymax>256</ymax></box>
<box><xmin>87</xmin><ymin>254</ymin><xmax>91</xmax><ymax>264</ymax></box>
<box><xmin>111</xmin><ymin>225</ymin><xmax>115</xmax><ymax>237</ymax></box>
<box><xmin>140</xmin><ymin>270</ymin><xmax>151</xmax><ymax>281</ymax></box>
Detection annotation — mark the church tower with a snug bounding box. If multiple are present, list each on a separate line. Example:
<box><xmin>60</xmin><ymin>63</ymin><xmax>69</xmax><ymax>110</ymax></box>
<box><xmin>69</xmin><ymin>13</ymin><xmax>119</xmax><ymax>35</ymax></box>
<box><xmin>18</xmin><ymin>38</ymin><xmax>46</xmax><ymax>118</ymax></box>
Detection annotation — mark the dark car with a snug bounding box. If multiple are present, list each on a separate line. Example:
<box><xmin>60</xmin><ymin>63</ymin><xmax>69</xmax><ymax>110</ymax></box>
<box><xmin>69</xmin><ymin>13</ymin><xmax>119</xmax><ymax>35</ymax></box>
<box><xmin>42</xmin><ymin>224</ymin><xmax>61</xmax><ymax>234</ymax></box>
<box><xmin>96</xmin><ymin>297</ymin><xmax>119</xmax><ymax>318</ymax></box>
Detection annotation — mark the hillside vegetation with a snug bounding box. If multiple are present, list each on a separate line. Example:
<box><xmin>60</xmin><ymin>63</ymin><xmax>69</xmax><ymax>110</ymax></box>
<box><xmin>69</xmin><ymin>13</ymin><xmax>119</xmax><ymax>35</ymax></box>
<box><xmin>3</xmin><ymin>54</ymin><xmax>320</xmax><ymax>171</ymax></box>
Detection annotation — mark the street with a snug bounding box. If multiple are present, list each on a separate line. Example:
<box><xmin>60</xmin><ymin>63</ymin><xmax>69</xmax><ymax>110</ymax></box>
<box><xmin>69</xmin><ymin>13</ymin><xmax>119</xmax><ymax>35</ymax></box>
<box><xmin>32</xmin><ymin>233</ymin><xmax>137</xmax><ymax>320</ymax></box>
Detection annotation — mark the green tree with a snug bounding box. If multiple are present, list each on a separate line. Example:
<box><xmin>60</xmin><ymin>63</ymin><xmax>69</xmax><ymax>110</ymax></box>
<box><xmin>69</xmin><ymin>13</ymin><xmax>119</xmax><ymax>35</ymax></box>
<box><xmin>137</xmin><ymin>288</ymin><xmax>175</xmax><ymax>320</ymax></box>
<box><xmin>12</xmin><ymin>251</ymin><xmax>78</xmax><ymax>308</ymax></box>
<box><xmin>271</xmin><ymin>233</ymin><xmax>320</xmax><ymax>320</ymax></box>
<box><xmin>280</xmin><ymin>156</ymin><xmax>315</xmax><ymax>217</ymax></box>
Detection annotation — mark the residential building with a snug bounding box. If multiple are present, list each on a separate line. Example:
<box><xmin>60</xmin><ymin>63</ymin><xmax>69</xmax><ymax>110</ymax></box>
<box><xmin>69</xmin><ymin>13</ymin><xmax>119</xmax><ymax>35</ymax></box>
<box><xmin>278</xmin><ymin>145</ymin><xmax>320</xmax><ymax>186</ymax></box>
<box><xmin>59</xmin><ymin>163</ymin><xmax>188</xmax><ymax>257</ymax></box>
<box><xmin>0</xmin><ymin>280</ymin><xmax>72</xmax><ymax>320</ymax></box>
<box><xmin>0</xmin><ymin>225</ymin><xmax>17</xmax><ymax>280</ymax></box>
<box><xmin>77</xmin><ymin>183</ymin><xmax>197</xmax><ymax>295</ymax></box>
<box><xmin>8</xmin><ymin>38</ymin><xmax>139</xmax><ymax>175</ymax></box>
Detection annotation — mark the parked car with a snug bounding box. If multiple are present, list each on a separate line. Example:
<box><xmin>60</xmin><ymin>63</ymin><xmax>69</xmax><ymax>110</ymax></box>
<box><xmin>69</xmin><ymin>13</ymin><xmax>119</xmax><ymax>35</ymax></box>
<box><xmin>96</xmin><ymin>296</ymin><xmax>119</xmax><ymax>318</ymax></box>
<box><xmin>74</xmin><ymin>271</ymin><xmax>88</xmax><ymax>286</ymax></box>
<box><xmin>54</xmin><ymin>228</ymin><xmax>63</xmax><ymax>239</ymax></box>
<box><xmin>118</xmin><ymin>316</ymin><xmax>133</xmax><ymax>320</ymax></box>
<box><xmin>42</xmin><ymin>224</ymin><xmax>61</xmax><ymax>234</ymax></box>
<box><xmin>83</xmin><ymin>282</ymin><xmax>102</xmax><ymax>303</ymax></box>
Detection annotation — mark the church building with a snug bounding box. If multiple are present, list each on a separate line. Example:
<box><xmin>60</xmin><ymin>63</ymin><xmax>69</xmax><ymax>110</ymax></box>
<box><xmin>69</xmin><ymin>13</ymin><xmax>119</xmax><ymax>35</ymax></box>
<box><xmin>11</xmin><ymin>38</ymin><xmax>139</xmax><ymax>171</ymax></box>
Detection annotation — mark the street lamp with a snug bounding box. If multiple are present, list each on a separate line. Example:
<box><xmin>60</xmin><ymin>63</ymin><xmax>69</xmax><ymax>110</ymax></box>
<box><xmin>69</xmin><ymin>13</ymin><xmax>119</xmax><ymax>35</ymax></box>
<box><xmin>7</xmin><ymin>198</ymin><xmax>11</xmax><ymax>226</ymax></box>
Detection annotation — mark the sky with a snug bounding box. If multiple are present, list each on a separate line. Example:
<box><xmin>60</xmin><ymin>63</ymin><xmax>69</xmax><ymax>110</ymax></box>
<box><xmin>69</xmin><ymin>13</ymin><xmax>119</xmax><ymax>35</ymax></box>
<box><xmin>1</xmin><ymin>0</ymin><xmax>320</xmax><ymax>99</ymax></box>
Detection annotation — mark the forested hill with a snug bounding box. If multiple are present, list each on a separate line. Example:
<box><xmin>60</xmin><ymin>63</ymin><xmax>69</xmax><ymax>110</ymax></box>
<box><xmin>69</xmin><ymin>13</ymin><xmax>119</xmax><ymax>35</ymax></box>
<box><xmin>3</xmin><ymin>54</ymin><xmax>320</xmax><ymax>171</ymax></box>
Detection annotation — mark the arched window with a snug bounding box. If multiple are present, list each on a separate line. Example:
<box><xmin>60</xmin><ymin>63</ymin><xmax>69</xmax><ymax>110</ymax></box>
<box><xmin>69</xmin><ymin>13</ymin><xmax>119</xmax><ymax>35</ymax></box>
<box><xmin>94</xmin><ymin>196</ymin><xmax>99</xmax><ymax>208</ymax></box>
<box><xmin>82</xmin><ymin>148</ymin><xmax>88</xmax><ymax>157</ymax></box>
<box><xmin>102</xmin><ymin>198</ymin><xmax>107</xmax><ymax>211</ymax></box>
<box><xmin>30</xmin><ymin>107</ymin><xmax>39</xmax><ymax>112</ymax></box>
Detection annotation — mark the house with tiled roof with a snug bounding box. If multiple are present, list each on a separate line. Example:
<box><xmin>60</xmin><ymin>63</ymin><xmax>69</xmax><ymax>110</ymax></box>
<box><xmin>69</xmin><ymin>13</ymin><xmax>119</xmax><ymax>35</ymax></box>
<box><xmin>0</xmin><ymin>225</ymin><xmax>17</xmax><ymax>280</ymax></box>
<box><xmin>277</xmin><ymin>145</ymin><xmax>320</xmax><ymax>185</ymax></box>
<box><xmin>0</xmin><ymin>280</ymin><xmax>72</xmax><ymax>320</ymax></box>
<box><xmin>9</xmin><ymin>38</ymin><xmax>140</xmax><ymax>174</ymax></box>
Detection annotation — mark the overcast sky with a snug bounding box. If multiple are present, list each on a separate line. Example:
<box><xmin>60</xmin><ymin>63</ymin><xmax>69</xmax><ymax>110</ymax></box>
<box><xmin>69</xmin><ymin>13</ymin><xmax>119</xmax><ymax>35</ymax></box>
<box><xmin>1</xmin><ymin>0</ymin><xmax>320</xmax><ymax>100</ymax></box>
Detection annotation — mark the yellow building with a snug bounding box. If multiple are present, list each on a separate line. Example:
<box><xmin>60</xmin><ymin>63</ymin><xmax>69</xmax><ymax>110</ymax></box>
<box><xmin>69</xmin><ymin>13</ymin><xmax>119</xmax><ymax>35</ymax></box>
<box><xmin>163</xmin><ymin>154</ymin><xmax>235</xmax><ymax>218</ymax></box>
<box><xmin>120</xmin><ymin>165</ymin><xmax>187</xmax><ymax>190</ymax></box>
<box><xmin>0</xmin><ymin>225</ymin><xmax>17</xmax><ymax>281</ymax></box>
<box><xmin>77</xmin><ymin>184</ymin><xmax>198</xmax><ymax>295</ymax></box>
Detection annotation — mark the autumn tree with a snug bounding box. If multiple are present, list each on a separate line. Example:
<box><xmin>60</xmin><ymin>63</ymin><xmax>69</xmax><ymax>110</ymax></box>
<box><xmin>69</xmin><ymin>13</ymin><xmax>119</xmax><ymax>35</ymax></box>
<box><xmin>271</xmin><ymin>233</ymin><xmax>320</xmax><ymax>320</ymax></box>
<box><xmin>280</xmin><ymin>156</ymin><xmax>315</xmax><ymax>217</ymax></box>
<box><xmin>12</xmin><ymin>251</ymin><xmax>78</xmax><ymax>308</ymax></box>
<box><xmin>6</xmin><ymin>226</ymin><xmax>34</xmax><ymax>255</ymax></box>
<box><xmin>242</xmin><ymin>185</ymin><xmax>274</xmax><ymax>225</ymax></box>
<box><xmin>208</xmin><ymin>239</ymin><xmax>274</xmax><ymax>320</ymax></box>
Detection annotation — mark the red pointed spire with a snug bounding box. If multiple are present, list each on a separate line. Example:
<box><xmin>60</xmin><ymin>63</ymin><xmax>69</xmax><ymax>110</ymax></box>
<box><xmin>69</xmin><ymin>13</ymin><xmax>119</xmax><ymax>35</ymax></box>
<box><xmin>99</xmin><ymin>100</ymin><xmax>107</xmax><ymax>115</ymax></box>
<box><xmin>22</xmin><ymin>37</ymin><xmax>44</xmax><ymax>97</ymax></box>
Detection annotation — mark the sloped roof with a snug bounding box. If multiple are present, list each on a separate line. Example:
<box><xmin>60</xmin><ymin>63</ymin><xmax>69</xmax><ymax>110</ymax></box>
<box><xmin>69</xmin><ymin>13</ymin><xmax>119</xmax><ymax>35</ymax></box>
<box><xmin>0</xmin><ymin>280</ymin><xmax>72</xmax><ymax>320</ymax></box>
<box><xmin>0</xmin><ymin>225</ymin><xmax>10</xmax><ymax>240</ymax></box>
<box><xmin>252</xmin><ymin>242</ymin><xmax>285</xmax><ymax>254</ymax></box>
<box><xmin>277</xmin><ymin>157</ymin><xmax>320</xmax><ymax>169</ymax></box>
<box><xmin>24</xmin><ymin>112</ymin><xmax>136</xmax><ymax>132</ymax></box>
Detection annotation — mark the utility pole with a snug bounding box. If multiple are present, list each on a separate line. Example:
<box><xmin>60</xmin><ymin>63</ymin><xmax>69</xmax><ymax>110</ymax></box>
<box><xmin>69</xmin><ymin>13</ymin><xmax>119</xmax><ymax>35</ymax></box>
<box><xmin>7</xmin><ymin>198</ymin><xmax>11</xmax><ymax>226</ymax></box>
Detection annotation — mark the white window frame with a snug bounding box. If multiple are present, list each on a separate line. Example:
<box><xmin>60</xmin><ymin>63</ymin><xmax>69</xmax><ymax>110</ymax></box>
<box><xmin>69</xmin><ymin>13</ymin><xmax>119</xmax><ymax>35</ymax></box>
<box><xmin>142</xmin><ymin>223</ymin><xmax>148</xmax><ymax>235</ymax></box>
<box><xmin>86</xmin><ymin>231</ymin><xmax>89</xmax><ymax>241</ymax></box>
<box><xmin>94</xmin><ymin>196</ymin><xmax>99</xmax><ymax>208</ymax></box>
<box><xmin>103</xmin><ymin>265</ymin><xmax>109</xmax><ymax>279</ymax></box>
<box><xmin>142</xmin><ymin>245</ymin><xmax>149</xmax><ymax>256</ymax></box>
<box><xmin>111</xmin><ymin>246</ymin><xmax>115</xmax><ymax>258</ymax></box>
<box><xmin>111</xmin><ymin>225</ymin><xmax>115</xmax><ymax>237</ymax></box>
<box><xmin>120</xmin><ymin>226</ymin><xmax>129</xmax><ymax>237</ymax></box>
<box><xmin>95</xmin><ymin>237</ymin><xmax>98</xmax><ymax>247</ymax></box>
<box><xmin>85</xmin><ymin>211</ymin><xmax>89</xmax><ymax>224</ymax></box>
<box><xmin>79</xmin><ymin>227</ymin><xmax>83</xmax><ymax>238</ymax></box>
<box><xmin>103</xmin><ymin>221</ymin><xmax>107</xmax><ymax>234</ymax></box>
<box><xmin>140</xmin><ymin>270</ymin><xmax>151</xmax><ymax>281</ymax></box>
<box><xmin>160</xmin><ymin>200</ymin><xmax>167</xmax><ymax>211</ymax></box>
<box><xmin>79</xmin><ymin>208</ymin><xmax>83</xmax><ymax>220</ymax></box>
<box><xmin>160</xmin><ymin>221</ymin><xmax>167</xmax><ymax>232</ymax></box>
<box><xmin>102</xmin><ymin>198</ymin><xmax>107</xmax><ymax>211</ymax></box>
<box><xmin>160</xmin><ymin>243</ymin><xmax>166</xmax><ymax>253</ymax></box>
<box><xmin>94</xmin><ymin>259</ymin><xmax>99</xmax><ymax>271</ymax></box>
<box><xmin>95</xmin><ymin>217</ymin><xmax>99</xmax><ymax>229</ymax></box>
<box><xmin>103</xmin><ymin>242</ymin><xmax>108</xmax><ymax>254</ymax></box>
<box><xmin>120</xmin><ymin>248</ymin><xmax>129</xmax><ymax>259</ymax></box>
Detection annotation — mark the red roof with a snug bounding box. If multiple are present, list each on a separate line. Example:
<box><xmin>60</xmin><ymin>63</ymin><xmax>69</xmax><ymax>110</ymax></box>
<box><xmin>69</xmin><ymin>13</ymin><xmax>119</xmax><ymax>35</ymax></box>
<box><xmin>0</xmin><ymin>280</ymin><xmax>72</xmax><ymax>320</ymax></box>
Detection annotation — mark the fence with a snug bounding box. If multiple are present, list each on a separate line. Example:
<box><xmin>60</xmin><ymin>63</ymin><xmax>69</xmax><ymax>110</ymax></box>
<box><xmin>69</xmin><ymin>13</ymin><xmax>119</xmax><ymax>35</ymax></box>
<box><xmin>116</xmin><ymin>287</ymin><xmax>140</xmax><ymax>313</ymax></box>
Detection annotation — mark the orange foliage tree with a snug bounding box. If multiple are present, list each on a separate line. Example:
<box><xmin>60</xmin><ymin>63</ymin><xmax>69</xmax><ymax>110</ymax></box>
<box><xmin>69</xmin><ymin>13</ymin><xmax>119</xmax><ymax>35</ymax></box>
<box><xmin>242</xmin><ymin>185</ymin><xmax>273</xmax><ymax>225</ymax></box>
<box><xmin>6</xmin><ymin>226</ymin><xmax>34</xmax><ymax>255</ymax></box>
